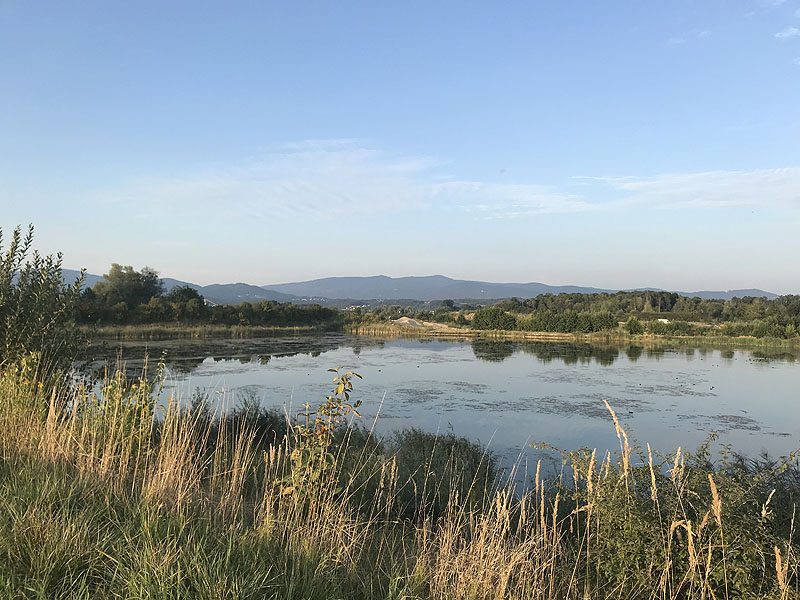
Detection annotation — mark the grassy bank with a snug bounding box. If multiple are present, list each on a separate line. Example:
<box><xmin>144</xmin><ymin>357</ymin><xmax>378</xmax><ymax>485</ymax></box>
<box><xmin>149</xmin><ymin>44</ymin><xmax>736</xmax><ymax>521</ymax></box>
<box><xmin>82</xmin><ymin>323</ymin><xmax>336</xmax><ymax>340</ymax></box>
<box><xmin>346</xmin><ymin>322</ymin><xmax>800</xmax><ymax>349</ymax></box>
<box><xmin>83</xmin><ymin>321</ymin><xmax>800</xmax><ymax>352</ymax></box>
<box><xmin>1</xmin><ymin>360</ymin><xmax>799</xmax><ymax>599</ymax></box>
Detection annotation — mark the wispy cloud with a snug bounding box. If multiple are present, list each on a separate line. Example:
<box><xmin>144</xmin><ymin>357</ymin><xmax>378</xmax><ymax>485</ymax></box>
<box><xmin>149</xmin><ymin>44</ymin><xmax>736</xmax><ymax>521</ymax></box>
<box><xmin>794</xmin><ymin>56</ymin><xmax>800</xmax><ymax>65</ymax></box>
<box><xmin>586</xmin><ymin>167</ymin><xmax>800</xmax><ymax>210</ymax></box>
<box><xmin>775</xmin><ymin>26</ymin><xmax>800</xmax><ymax>38</ymax></box>
<box><xmin>106</xmin><ymin>141</ymin><xmax>800</xmax><ymax>223</ymax></box>
<box><xmin>110</xmin><ymin>140</ymin><xmax>436</xmax><ymax>219</ymax></box>
<box><xmin>432</xmin><ymin>181</ymin><xmax>596</xmax><ymax>218</ymax></box>
<box><xmin>668</xmin><ymin>29</ymin><xmax>711</xmax><ymax>46</ymax></box>
<box><xmin>108</xmin><ymin>140</ymin><xmax>601</xmax><ymax>221</ymax></box>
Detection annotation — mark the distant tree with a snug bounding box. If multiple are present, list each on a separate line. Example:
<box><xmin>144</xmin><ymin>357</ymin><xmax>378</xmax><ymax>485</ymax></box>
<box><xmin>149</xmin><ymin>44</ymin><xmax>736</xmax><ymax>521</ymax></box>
<box><xmin>472</xmin><ymin>306</ymin><xmax>517</xmax><ymax>330</ymax></box>
<box><xmin>185</xmin><ymin>298</ymin><xmax>206</xmax><ymax>321</ymax></box>
<box><xmin>164</xmin><ymin>285</ymin><xmax>203</xmax><ymax>304</ymax></box>
<box><xmin>625</xmin><ymin>316</ymin><xmax>644</xmax><ymax>335</ymax></box>
<box><xmin>135</xmin><ymin>296</ymin><xmax>170</xmax><ymax>323</ymax></box>
<box><xmin>92</xmin><ymin>264</ymin><xmax>164</xmax><ymax>309</ymax></box>
<box><xmin>111</xmin><ymin>301</ymin><xmax>129</xmax><ymax>323</ymax></box>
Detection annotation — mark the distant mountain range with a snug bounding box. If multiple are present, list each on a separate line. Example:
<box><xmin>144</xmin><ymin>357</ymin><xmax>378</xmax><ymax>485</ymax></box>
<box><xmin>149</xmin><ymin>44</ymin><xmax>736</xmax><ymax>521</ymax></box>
<box><xmin>62</xmin><ymin>270</ymin><xmax>780</xmax><ymax>305</ymax></box>
<box><xmin>261</xmin><ymin>275</ymin><xmax>780</xmax><ymax>302</ymax></box>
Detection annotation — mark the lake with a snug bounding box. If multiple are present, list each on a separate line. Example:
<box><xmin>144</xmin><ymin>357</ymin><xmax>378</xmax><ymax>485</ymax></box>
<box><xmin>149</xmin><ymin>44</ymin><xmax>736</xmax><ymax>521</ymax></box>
<box><xmin>86</xmin><ymin>334</ymin><xmax>800</xmax><ymax>472</ymax></box>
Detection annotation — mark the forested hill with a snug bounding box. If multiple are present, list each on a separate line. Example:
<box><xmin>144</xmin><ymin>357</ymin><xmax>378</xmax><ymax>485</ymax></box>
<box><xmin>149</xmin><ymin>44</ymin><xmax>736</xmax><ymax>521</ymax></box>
<box><xmin>261</xmin><ymin>275</ymin><xmax>778</xmax><ymax>302</ymax></box>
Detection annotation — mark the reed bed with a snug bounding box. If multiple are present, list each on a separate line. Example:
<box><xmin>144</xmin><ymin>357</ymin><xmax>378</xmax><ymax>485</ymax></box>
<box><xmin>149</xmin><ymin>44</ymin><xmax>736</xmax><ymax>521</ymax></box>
<box><xmin>1</xmin><ymin>360</ymin><xmax>798</xmax><ymax>599</ymax></box>
<box><xmin>83</xmin><ymin>323</ymin><xmax>330</xmax><ymax>340</ymax></box>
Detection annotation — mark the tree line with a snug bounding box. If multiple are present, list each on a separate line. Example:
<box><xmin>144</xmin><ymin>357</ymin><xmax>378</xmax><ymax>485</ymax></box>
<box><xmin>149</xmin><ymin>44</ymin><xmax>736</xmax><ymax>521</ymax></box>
<box><xmin>76</xmin><ymin>263</ymin><xmax>341</xmax><ymax>328</ymax></box>
<box><xmin>470</xmin><ymin>292</ymin><xmax>800</xmax><ymax>339</ymax></box>
<box><xmin>489</xmin><ymin>291</ymin><xmax>800</xmax><ymax>323</ymax></box>
<box><xmin>349</xmin><ymin>291</ymin><xmax>800</xmax><ymax>339</ymax></box>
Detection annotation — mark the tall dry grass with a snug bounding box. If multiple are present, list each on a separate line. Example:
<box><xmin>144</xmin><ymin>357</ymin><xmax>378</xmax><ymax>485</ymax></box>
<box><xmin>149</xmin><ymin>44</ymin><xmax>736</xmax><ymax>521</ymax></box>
<box><xmin>1</xmin><ymin>359</ymin><xmax>798</xmax><ymax>599</ymax></box>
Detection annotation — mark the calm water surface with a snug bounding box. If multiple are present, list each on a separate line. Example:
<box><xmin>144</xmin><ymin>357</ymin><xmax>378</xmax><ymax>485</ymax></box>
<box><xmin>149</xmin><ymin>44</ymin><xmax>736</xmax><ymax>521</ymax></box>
<box><xmin>90</xmin><ymin>334</ymin><xmax>800</xmax><ymax>469</ymax></box>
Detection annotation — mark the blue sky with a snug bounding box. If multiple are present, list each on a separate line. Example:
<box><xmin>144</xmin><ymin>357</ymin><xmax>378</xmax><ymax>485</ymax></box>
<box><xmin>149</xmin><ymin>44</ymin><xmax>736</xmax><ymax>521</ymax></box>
<box><xmin>1</xmin><ymin>1</ymin><xmax>799</xmax><ymax>293</ymax></box>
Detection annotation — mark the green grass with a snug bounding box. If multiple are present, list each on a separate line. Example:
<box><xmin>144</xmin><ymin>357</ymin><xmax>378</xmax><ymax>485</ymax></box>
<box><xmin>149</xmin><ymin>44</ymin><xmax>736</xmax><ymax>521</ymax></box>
<box><xmin>1</xmin><ymin>362</ymin><xmax>799</xmax><ymax>599</ymax></box>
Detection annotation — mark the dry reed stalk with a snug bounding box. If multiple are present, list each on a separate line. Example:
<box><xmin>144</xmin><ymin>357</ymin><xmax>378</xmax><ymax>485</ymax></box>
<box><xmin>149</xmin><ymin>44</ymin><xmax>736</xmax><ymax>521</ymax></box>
<box><xmin>142</xmin><ymin>398</ymin><xmax>204</xmax><ymax>510</ymax></box>
<box><xmin>775</xmin><ymin>545</ymin><xmax>788</xmax><ymax>596</ymax></box>
<box><xmin>215</xmin><ymin>421</ymin><xmax>258</xmax><ymax>522</ymax></box>
<box><xmin>708</xmin><ymin>473</ymin><xmax>729</xmax><ymax>600</ymax></box>
<box><xmin>421</xmin><ymin>484</ymin><xmax>550</xmax><ymax>600</ymax></box>
<box><xmin>670</xmin><ymin>447</ymin><xmax>682</xmax><ymax>484</ymax></box>
<box><xmin>603</xmin><ymin>400</ymin><xmax>631</xmax><ymax>495</ymax></box>
<box><xmin>647</xmin><ymin>443</ymin><xmax>658</xmax><ymax>503</ymax></box>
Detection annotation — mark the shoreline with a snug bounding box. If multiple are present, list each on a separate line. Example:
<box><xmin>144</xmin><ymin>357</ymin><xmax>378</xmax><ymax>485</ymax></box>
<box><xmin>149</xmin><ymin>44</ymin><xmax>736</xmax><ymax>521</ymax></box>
<box><xmin>345</xmin><ymin>322</ymin><xmax>800</xmax><ymax>349</ymax></box>
<box><xmin>83</xmin><ymin>322</ymin><xmax>800</xmax><ymax>350</ymax></box>
<box><xmin>81</xmin><ymin>323</ymin><xmax>337</xmax><ymax>340</ymax></box>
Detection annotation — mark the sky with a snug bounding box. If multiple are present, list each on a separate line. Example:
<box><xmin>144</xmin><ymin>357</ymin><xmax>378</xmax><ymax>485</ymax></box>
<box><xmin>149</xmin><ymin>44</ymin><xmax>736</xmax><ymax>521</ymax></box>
<box><xmin>1</xmin><ymin>1</ymin><xmax>799</xmax><ymax>294</ymax></box>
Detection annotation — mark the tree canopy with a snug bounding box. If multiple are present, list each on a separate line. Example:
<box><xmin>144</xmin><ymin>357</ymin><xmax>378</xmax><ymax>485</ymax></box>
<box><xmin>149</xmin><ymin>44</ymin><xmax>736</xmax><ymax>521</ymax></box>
<box><xmin>91</xmin><ymin>264</ymin><xmax>164</xmax><ymax>309</ymax></box>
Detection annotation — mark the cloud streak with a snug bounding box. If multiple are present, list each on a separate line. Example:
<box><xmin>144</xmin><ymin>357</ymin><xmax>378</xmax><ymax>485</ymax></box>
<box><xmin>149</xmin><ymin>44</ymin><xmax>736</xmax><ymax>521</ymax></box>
<box><xmin>775</xmin><ymin>26</ymin><xmax>800</xmax><ymax>38</ymax></box>
<box><xmin>107</xmin><ymin>141</ymin><xmax>800</xmax><ymax>222</ymax></box>
<box><xmin>111</xmin><ymin>140</ymin><xmax>435</xmax><ymax>219</ymax></box>
<box><xmin>587</xmin><ymin>167</ymin><xmax>800</xmax><ymax>210</ymax></box>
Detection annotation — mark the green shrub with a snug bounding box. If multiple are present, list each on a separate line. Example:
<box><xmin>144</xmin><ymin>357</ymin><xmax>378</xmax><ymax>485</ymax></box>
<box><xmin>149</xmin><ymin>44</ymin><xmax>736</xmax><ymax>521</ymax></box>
<box><xmin>472</xmin><ymin>306</ymin><xmax>517</xmax><ymax>330</ymax></box>
<box><xmin>0</xmin><ymin>225</ymin><xmax>84</xmax><ymax>376</ymax></box>
<box><xmin>625</xmin><ymin>316</ymin><xmax>644</xmax><ymax>335</ymax></box>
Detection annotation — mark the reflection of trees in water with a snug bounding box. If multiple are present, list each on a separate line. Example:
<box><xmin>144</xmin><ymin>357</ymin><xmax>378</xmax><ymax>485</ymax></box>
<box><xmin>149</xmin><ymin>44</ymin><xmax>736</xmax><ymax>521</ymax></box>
<box><xmin>465</xmin><ymin>340</ymin><xmax>788</xmax><ymax>367</ymax></box>
<box><xmin>471</xmin><ymin>341</ymin><xmax>514</xmax><ymax>362</ymax></box>
<box><xmin>471</xmin><ymin>340</ymin><xmax>622</xmax><ymax>366</ymax></box>
<box><xmin>626</xmin><ymin>345</ymin><xmax>643</xmax><ymax>362</ymax></box>
<box><xmin>750</xmin><ymin>349</ymin><xmax>798</xmax><ymax>362</ymax></box>
<box><xmin>81</xmin><ymin>335</ymin><xmax>800</xmax><ymax>379</ymax></box>
<box><xmin>519</xmin><ymin>342</ymin><xmax>619</xmax><ymax>366</ymax></box>
<box><xmin>78</xmin><ymin>335</ymin><xmax>386</xmax><ymax>377</ymax></box>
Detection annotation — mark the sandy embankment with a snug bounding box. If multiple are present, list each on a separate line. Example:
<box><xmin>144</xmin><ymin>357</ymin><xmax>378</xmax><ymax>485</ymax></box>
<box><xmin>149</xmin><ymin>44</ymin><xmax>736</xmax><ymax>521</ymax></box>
<box><xmin>390</xmin><ymin>316</ymin><xmax>465</xmax><ymax>332</ymax></box>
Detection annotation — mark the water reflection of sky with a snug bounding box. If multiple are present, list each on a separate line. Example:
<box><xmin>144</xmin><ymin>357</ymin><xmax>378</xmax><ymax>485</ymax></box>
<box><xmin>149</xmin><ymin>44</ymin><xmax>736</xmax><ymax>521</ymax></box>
<box><xmin>87</xmin><ymin>335</ymin><xmax>800</xmax><ymax>472</ymax></box>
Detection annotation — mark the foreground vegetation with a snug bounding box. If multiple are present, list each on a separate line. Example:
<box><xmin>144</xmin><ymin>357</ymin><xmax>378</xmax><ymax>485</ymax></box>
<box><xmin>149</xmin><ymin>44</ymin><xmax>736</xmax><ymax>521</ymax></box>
<box><xmin>2</xmin><ymin>359</ymin><xmax>800</xmax><ymax>599</ymax></box>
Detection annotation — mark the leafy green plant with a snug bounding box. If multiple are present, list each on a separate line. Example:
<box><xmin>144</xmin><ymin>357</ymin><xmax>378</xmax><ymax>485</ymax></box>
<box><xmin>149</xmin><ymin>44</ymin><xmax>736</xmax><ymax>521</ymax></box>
<box><xmin>0</xmin><ymin>224</ymin><xmax>84</xmax><ymax>377</ymax></box>
<box><xmin>625</xmin><ymin>315</ymin><xmax>644</xmax><ymax>335</ymax></box>
<box><xmin>279</xmin><ymin>367</ymin><xmax>363</xmax><ymax>499</ymax></box>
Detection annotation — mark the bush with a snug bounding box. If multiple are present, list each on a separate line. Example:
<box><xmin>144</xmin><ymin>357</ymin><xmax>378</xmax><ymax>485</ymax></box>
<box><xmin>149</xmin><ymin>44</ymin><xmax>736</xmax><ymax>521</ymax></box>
<box><xmin>625</xmin><ymin>316</ymin><xmax>644</xmax><ymax>335</ymax></box>
<box><xmin>472</xmin><ymin>306</ymin><xmax>517</xmax><ymax>330</ymax></box>
<box><xmin>386</xmin><ymin>427</ymin><xmax>498</xmax><ymax>519</ymax></box>
<box><xmin>0</xmin><ymin>225</ymin><xmax>84</xmax><ymax>376</ymax></box>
